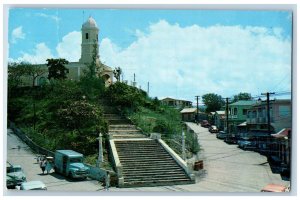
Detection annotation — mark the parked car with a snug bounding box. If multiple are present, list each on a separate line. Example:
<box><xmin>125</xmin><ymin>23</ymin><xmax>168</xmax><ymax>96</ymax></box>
<box><xmin>237</xmin><ymin>137</ymin><xmax>257</xmax><ymax>150</ymax></box>
<box><xmin>209</xmin><ymin>125</ymin><xmax>218</xmax><ymax>133</ymax></box>
<box><xmin>201</xmin><ymin>120</ymin><xmax>210</xmax><ymax>128</ymax></box>
<box><xmin>216</xmin><ymin>131</ymin><xmax>227</xmax><ymax>139</ymax></box>
<box><xmin>6</xmin><ymin>164</ymin><xmax>27</xmax><ymax>189</ymax></box>
<box><xmin>261</xmin><ymin>184</ymin><xmax>289</xmax><ymax>192</ymax></box>
<box><xmin>224</xmin><ymin>135</ymin><xmax>237</xmax><ymax>144</ymax></box>
<box><xmin>19</xmin><ymin>181</ymin><xmax>47</xmax><ymax>190</ymax></box>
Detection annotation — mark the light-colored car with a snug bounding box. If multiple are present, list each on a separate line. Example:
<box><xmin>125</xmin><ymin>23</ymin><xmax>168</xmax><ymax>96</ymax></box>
<box><xmin>6</xmin><ymin>164</ymin><xmax>27</xmax><ymax>188</ymax></box>
<box><xmin>261</xmin><ymin>184</ymin><xmax>289</xmax><ymax>192</ymax></box>
<box><xmin>209</xmin><ymin>125</ymin><xmax>218</xmax><ymax>133</ymax></box>
<box><xmin>20</xmin><ymin>181</ymin><xmax>47</xmax><ymax>190</ymax></box>
<box><xmin>216</xmin><ymin>131</ymin><xmax>227</xmax><ymax>139</ymax></box>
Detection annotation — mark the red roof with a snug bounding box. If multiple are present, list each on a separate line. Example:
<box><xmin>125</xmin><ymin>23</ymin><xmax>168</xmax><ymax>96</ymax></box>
<box><xmin>271</xmin><ymin>128</ymin><xmax>291</xmax><ymax>139</ymax></box>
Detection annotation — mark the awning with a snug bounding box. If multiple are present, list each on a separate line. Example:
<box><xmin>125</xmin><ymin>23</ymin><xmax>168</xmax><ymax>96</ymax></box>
<box><xmin>271</xmin><ymin>128</ymin><xmax>291</xmax><ymax>139</ymax></box>
<box><xmin>237</xmin><ymin>121</ymin><xmax>247</xmax><ymax>127</ymax></box>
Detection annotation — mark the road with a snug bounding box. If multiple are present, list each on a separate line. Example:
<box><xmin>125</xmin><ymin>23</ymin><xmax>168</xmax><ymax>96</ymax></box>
<box><xmin>6</xmin><ymin>124</ymin><xmax>289</xmax><ymax>193</ymax></box>
<box><xmin>6</xmin><ymin>129</ymin><xmax>103</xmax><ymax>192</ymax></box>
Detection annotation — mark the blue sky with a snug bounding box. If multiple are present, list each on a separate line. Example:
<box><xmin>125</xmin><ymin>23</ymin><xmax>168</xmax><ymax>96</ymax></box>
<box><xmin>8</xmin><ymin>8</ymin><xmax>292</xmax><ymax>103</ymax></box>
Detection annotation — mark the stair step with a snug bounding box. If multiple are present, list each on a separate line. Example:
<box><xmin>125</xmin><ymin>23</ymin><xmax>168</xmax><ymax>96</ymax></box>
<box><xmin>121</xmin><ymin>164</ymin><xmax>182</xmax><ymax>170</ymax></box>
<box><xmin>124</xmin><ymin>174</ymin><xmax>189</xmax><ymax>181</ymax></box>
<box><xmin>124</xmin><ymin>176</ymin><xmax>191</xmax><ymax>182</ymax></box>
<box><xmin>109</xmin><ymin>124</ymin><xmax>137</xmax><ymax>128</ymax></box>
<box><xmin>123</xmin><ymin>168</ymin><xmax>184</xmax><ymax>173</ymax></box>
<box><xmin>122</xmin><ymin>179</ymin><xmax>193</xmax><ymax>188</ymax></box>
<box><xmin>118</xmin><ymin>154</ymin><xmax>171</xmax><ymax>158</ymax></box>
<box><xmin>112</xmin><ymin>134</ymin><xmax>146</xmax><ymax>138</ymax></box>
<box><xmin>123</xmin><ymin>168</ymin><xmax>183</xmax><ymax>172</ymax></box>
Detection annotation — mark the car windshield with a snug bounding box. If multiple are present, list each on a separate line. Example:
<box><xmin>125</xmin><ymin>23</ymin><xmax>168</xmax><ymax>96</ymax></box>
<box><xmin>8</xmin><ymin>167</ymin><xmax>22</xmax><ymax>173</ymax></box>
<box><xmin>69</xmin><ymin>157</ymin><xmax>82</xmax><ymax>163</ymax></box>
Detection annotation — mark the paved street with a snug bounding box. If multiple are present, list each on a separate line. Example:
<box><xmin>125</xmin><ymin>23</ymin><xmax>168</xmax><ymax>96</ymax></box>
<box><xmin>6</xmin><ymin>124</ymin><xmax>289</xmax><ymax>193</ymax></box>
<box><xmin>6</xmin><ymin>129</ymin><xmax>103</xmax><ymax>192</ymax></box>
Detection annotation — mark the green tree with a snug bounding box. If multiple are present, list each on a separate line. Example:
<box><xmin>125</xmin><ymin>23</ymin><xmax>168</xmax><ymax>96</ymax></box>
<box><xmin>8</xmin><ymin>62</ymin><xmax>47</xmax><ymax>88</ymax></box>
<box><xmin>113</xmin><ymin>67</ymin><xmax>122</xmax><ymax>82</ymax></box>
<box><xmin>46</xmin><ymin>58</ymin><xmax>69</xmax><ymax>80</ymax></box>
<box><xmin>106</xmin><ymin>82</ymin><xmax>147</xmax><ymax>110</ymax></box>
<box><xmin>84</xmin><ymin>41</ymin><xmax>100</xmax><ymax>78</ymax></box>
<box><xmin>202</xmin><ymin>93</ymin><xmax>225</xmax><ymax>113</ymax></box>
<box><xmin>232</xmin><ymin>92</ymin><xmax>252</xmax><ymax>102</ymax></box>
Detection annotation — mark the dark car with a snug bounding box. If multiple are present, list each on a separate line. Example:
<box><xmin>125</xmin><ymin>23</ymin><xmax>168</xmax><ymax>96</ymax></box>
<box><xmin>209</xmin><ymin>125</ymin><xmax>219</xmax><ymax>133</ymax></box>
<box><xmin>238</xmin><ymin>137</ymin><xmax>257</xmax><ymax>150</ymax></box>
<box><xmin>224</xmin><ymin>134</ymin><xmax>237</xmax><ymax>144</ymax></box>
<box><xmin>216</xmin><ymin>131</ymin><xmax>227</xmax><ymax>139</ymax></box>
<box><xmin>201</xmin><ymin>120</ymin><xmax>210</xmax><ymax>128</ymax></box>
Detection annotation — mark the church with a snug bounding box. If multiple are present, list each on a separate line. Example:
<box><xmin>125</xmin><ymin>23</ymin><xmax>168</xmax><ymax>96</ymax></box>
<box><xmin>34</xmin><ymin>17</ymin><xmax>114</xmax><ymax>87</ymax></box>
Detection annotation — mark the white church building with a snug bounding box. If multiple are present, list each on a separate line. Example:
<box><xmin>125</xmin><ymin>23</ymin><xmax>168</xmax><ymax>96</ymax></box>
<box><xmin>35</xmin><ymin>17</ymin><xmax>114</xmax><ymax>86</ymax></box>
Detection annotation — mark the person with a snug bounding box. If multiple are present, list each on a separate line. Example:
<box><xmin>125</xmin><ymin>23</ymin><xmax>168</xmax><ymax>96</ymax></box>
<box><xmin>105</xmin><ymin>171</ymin><xmax>110</xmax><ymax>191</ymax></box>
<box><xmin>40</xmin><ymin>159</ymin><xmax>46</xmax><ymax>174</ymax></box>
<box><xmin>46</xmin><ymin>160</ymin><xmax>53</xmax><ymax>174</ymax></box>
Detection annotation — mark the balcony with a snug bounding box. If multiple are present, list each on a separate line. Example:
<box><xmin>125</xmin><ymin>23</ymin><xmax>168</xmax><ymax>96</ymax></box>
<box><xmin>229</xmin><ymin>115</ymin><xmax>238</xmax><ymax>119</ymax></box>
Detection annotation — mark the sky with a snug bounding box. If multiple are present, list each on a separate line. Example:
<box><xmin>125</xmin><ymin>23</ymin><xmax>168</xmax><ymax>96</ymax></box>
<box><xmin>7</xmin><ymin>8</ymin><xmax>293</xmax><ymax>104</ymax></box>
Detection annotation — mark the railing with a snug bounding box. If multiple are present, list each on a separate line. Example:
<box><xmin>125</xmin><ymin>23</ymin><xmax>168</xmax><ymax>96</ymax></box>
<box><xmin>9</xmin><ymin>121</ymin><xmax>55</xmax><ymax>157</ymax></box>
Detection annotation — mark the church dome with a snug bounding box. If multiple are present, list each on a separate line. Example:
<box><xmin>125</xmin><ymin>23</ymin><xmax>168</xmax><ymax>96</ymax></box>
<box><xmin>82</xmin><ymin>17</ymin><xmax>98</xmax><ymax>28</ymax></box>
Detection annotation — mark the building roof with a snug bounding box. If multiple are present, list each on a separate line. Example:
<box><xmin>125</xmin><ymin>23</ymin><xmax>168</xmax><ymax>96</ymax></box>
<box><xmin>215</xmin><ymin>111</ymin><xmax>225</xmax><ymax>115</ymax></box>
<box><xmin>229</xmin><ymin>100</ymin><xmax>256</xmax><ymax>106</ymax></box>
<box><xmin>82</xmin><ymin>17</ymin><xmax>98</xmax><ymax>29</ymax></box>
<box><xmin>271</xmin><ymin>128</ymin><xmax>291</xmax><ymax>139</ymax></box>
<box><xmin>180</xmin><ymin>108</ymin><xmax>197</xmax><ymax>113</ymax></box>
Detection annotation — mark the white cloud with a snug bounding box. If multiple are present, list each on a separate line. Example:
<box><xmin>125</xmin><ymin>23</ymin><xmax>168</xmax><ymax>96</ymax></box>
<box><xmin>36</xmin><ymin>13</ymin><xmax>60</xmax><ymax>23</ymax></box>
<box><xmin>11</xmin><ymin>26</ymin><xmax>25</xmax><ymax>43</ymax></box>
<box><xmin>56</xmin><ymin>31</ymin><xmax>81</xmax><ymax>62</ymax></box>
<box><xmin>13</xmin><ymin>43</ymin><xmax>53</xmax><ymax>64</ymax></box>
<box><xmin>100</xmin><ymin>20</ymin><xmax>291</xmax><ymax>102</ymax></box>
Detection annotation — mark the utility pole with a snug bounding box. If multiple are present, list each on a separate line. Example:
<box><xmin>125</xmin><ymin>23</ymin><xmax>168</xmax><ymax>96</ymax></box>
<box><xmin>261</xmin><ymin>92</ymin><xmax>275</xmax><ymax>134</ymax></box>
<box><xmin>195</xmin><ymin>96</ymin><xmax>200</xmax><ymax>123</ymax></box>
<box><xmin>225</xmin><ymin>98</ymin><xmax>229</xmax><ymax>134</ymax></box>
<box><xmin>147</xmin><ymin>81</ymin><xmax>149</xmax><ymax>95</ymax></box>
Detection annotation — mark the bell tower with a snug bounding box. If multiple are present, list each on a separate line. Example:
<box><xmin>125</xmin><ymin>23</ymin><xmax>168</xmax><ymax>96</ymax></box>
<box><xmin>79</xmin><ymin>16</ymin><xmax>99</xmax><ymax>64</ymax></box>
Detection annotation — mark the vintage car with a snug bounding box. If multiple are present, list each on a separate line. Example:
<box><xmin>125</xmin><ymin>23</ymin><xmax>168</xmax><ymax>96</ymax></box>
<box><xmin>201</xmin><ymin>120</ymin><xmax>210</xmax><ymax>128</ymax></box>
<box><xmin>6</xmin><ymin>164</ymin><xmax>27</xmax><ymax>188</ymax></box>
<box><xmin>19</xmin><ymin>181</ymin><xmax>47</xmax><ymax>190</ymax></box>
<box><xmin>216</xmin><ymin>131</ymin><xmax>227</xmax><ymax>139</ymax></box>
<box><xmin>261</xmin><ymin>184</ymin><xmax>289</xmax><ymax>192</ymax></box>
<box><xmin>209</xmin><ymin>125</ymin><xmax>219</xmax><ymax>133</ymax></box>
<box><xmin>237</xmin><ymin>137</ymin><xmax>257</xmax><ymax>150</ymax></box>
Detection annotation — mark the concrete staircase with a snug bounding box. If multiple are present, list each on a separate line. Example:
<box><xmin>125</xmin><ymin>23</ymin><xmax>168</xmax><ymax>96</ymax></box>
<box><xmin>102</xmin><ymin>109</ymin><xmax>146</xmax><ymax>139</ymax></box>
<box><xmin>114</xmin><ymin>139</ymin><xmax>194</xmax><ymax>187</ymax></box>
<box><xmin>101</xmin><ymin>100</ymin><xmax>194</xmax><ymax>187</ymax></box>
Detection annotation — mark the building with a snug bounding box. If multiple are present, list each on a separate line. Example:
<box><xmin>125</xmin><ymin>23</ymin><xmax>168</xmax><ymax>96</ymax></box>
<box><xmin>246</xmin><ymin>99</ymin><xmax>292</xmax><ymax>156</ymax></box>
<box><xmin>160</xmin><ymin>97</ymin><xmax>192</xmax><ymax>109</ymax></box>
<box><xmin>270</xmin><ymin>128</ymin><xmax>291</xmax><ymax>177</ymax></box>
<box><xmin>180</xmin><ymin>108</ymin><xmax>197</xmax><ymax>122</ymax></box>
<box><xmin>228</xmin><ymin>100</ymin><xmax>256</xmax><ymax>135</ymax></box>
<box><xmin>214</xmin><ymin>111</ymin><xmax>225</xmax><ymax>130</ymax></box>
<box><xmin>246</xmin><ymin>99</ymin><xmax>291</xmax><ymax>133</ymax></box>
<box><xmin>17</xmin><ymin>17</ymin><xmax>114</xmax><ymax>87</ymax></box>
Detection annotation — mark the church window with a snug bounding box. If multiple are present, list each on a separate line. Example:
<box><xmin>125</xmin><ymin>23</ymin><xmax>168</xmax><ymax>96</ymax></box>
<box><xmin>86</xmin><ymin>33</ymin><xmax>89</xmax><ymax>39</ymax></box>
